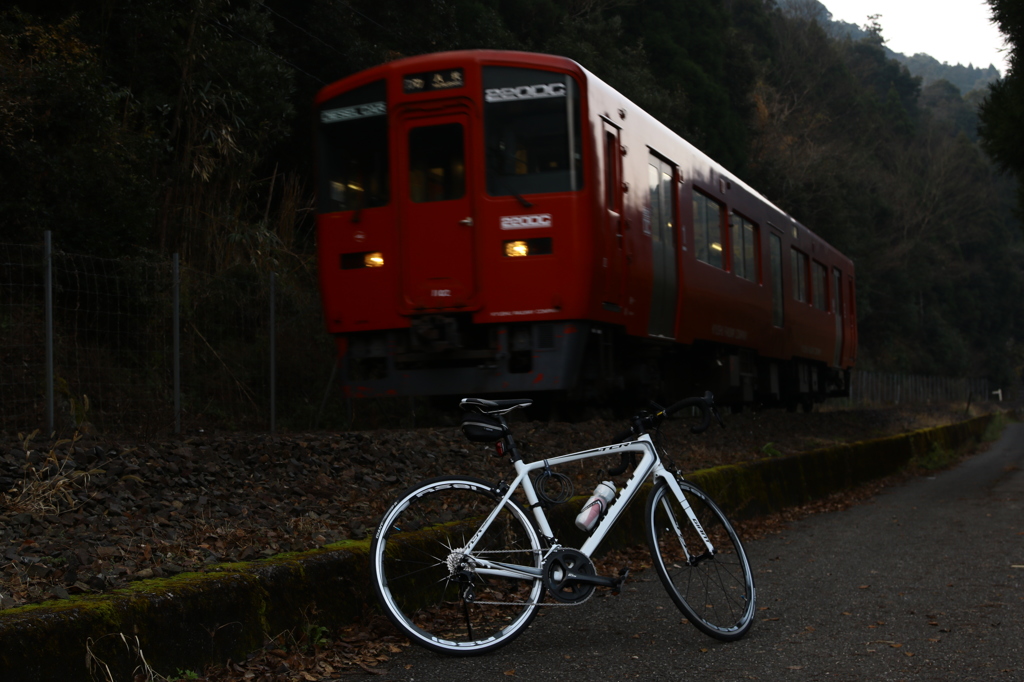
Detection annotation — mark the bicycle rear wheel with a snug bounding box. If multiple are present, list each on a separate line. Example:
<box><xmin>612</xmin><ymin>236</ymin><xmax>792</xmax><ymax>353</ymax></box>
<box><xmin>645</xmin><ymin>477</ymin><xmax>755</xmax><ymax>641</ymax></box>
<box><xmin>370</xmin><ymin>476</ymin><xmax>544</xmax><ymax>655</ymax></box>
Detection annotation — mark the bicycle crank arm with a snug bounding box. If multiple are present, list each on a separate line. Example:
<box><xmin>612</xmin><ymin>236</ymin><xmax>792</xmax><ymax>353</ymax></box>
<box><xmin>561</xmin><ymin>572</ymin><xmax>622</xmax><ymax>588</ymax></box>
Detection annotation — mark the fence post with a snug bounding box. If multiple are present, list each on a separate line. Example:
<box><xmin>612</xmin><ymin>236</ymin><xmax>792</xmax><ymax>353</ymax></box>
<box><xmin>173</xmin><ymin>254</ymin><xmax>180</xmax><ymax>434</ymax></box>
<box><xmin>270</xmin><ymin>271</ymin><xmax>276</xmax><ymax>435</ymax></box>
<box><xmin>44</xmin><ymin>231</ymin><xmax>54</xmax><ymax>434</ymax></box>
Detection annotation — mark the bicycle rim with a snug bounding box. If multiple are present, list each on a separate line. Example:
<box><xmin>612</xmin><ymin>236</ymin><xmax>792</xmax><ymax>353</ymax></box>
<box><xmin>646</xmin><ymin>478</ymin><xmax>755</xmax><ymax>641</ymax></box>
<box><xmin>370</xmin><ymin>476</ymin><xmax>544</xmax><ymax>655</ymax></box>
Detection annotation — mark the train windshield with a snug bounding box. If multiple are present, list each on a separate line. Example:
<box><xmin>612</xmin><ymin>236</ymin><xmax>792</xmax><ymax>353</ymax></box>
<box><xmin>484</xmin><ymin>67</ymin><xmax>583</xmax><ymax>197</ymax></box>
<box><xmin>317</xmin><ymin>80</ymin><xmax>389</xmax><ymax>214</ymax></box>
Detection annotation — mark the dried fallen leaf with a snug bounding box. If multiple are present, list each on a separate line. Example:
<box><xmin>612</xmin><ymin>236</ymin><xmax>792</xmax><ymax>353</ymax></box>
<box><xmin>504</xmin><ymin>669</ymin><xmax>516</xmax><ymax>676</ymax></box>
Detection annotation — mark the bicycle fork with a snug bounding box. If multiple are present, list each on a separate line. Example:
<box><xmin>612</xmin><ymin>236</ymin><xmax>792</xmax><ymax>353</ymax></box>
<box><xmin>654</xmin><ymin>467</ymin><xmax>717</xmax><ymax>561</ymax></box>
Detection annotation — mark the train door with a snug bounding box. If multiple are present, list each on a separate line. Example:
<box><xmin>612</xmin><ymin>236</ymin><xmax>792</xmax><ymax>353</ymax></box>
<box><xmin>769</xmin><ymin>231</ymin><xmax>784</xmax><ymax>327</ymax></box>
<box><xmin>397</xmin><ymin>108</ymin><xmax>477</xmax><ymax>311</ymax></box>
<box><xmin>846</xmin><ymin>276</ymin><xmax>858</xmax><ymax>363</ymax></box>
<box><xmin>647</xmin><ymin>154</ymin><xmax>677</xmax><ymax>338</ymax></box>
<box><xmin>832</xmin><ymin>267</ymin><xmax>844</xmax><ymax>366</ymax></box>
<box><xmin>601</xmin><ymin>119</ymin><xmax>625</xmax><ymax>310</ymax></box>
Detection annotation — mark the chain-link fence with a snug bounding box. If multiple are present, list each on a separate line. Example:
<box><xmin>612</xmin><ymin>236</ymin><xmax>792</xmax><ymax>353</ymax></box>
<box><xmin>1</xmin><ymin>235</ymin><xmax>345</xmax><ymax>437</ymax></box>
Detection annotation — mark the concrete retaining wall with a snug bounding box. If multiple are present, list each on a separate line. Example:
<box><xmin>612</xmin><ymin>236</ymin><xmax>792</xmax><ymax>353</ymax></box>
<box><xmin>0</xmin><ymin>414</ymin><xmax>995</xmax><ymax>681</ymax></box>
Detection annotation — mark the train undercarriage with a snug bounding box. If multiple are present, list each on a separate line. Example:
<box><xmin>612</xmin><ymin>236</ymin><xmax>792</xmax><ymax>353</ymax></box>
<box><xmin>339</xmin><ymin>315</ymin><xmax>850</xmax><ymax>414</ymax></box>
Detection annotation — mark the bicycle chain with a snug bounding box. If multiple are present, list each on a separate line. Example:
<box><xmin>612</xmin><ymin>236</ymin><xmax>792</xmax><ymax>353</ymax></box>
<box><xmin>457</xmin><ymin>548</ymin><xmax>595</xmax><ymax>607</ymax></box>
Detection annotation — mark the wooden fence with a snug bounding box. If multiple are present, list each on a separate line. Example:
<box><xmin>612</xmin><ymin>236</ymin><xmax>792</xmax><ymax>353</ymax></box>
<box><xmin>847</xmin><ymin>370</ymin><xmax>994</xmax><ymax>406</ymax></box>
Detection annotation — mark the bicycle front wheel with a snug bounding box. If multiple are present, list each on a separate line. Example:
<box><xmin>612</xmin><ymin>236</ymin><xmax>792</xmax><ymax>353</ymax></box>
<box><xmin>370</xmin><ymin>476</ymin><xmax>545</xmax><ymax>655</ymax></box>
<box><xmin>645</xmin><ymin>478</ymin><xmax>755</xmax><ymax>641</ymax></box>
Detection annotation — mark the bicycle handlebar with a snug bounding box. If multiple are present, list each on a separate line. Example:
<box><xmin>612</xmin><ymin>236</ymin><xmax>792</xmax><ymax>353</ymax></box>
<box><xmin>608</xmin><ymin>391</ymin><xmax>725</xmax><ymax>475</ymax></box>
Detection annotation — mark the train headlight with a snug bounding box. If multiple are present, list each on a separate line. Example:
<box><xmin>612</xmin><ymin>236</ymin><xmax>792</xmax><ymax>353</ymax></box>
<box><xmin>505</xmin><ymin>241</ymin><xmax>529</xmax><ymax>257</ymax></box>
<box><xmin>364</xmin><ymin>252</ymin><xmax>384</xmax><ymax>267</ymax></box>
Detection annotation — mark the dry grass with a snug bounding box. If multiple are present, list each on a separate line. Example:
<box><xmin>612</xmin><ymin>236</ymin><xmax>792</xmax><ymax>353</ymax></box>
<box><xmin>85</xmin><ymin>632</ymin><xmax>163</xmax><ymax>682</ymax></box>
<box><xmin>0</xmin><ymin>431</ymin><xmax>98</xmax><ymax>517</ymax></box>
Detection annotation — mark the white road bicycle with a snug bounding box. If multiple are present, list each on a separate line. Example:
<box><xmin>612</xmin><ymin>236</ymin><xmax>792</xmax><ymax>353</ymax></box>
<box><xmin>369</xmin><ymin>393</ymin><xmax>756</xmax><ymax>655</ymax></box>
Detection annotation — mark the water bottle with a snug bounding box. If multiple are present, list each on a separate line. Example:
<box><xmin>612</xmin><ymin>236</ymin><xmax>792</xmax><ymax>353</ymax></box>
<box><xmin>575</xmin><ymin>481</ymin><xmax>616</xmax><ymax>531</ymax></box>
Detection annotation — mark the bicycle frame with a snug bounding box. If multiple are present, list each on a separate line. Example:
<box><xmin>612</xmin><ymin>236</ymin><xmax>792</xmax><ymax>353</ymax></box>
<box><xmin>465</xmin><ymin>433</ymin><xmax>715</xmax><ymax>583</ymax></box>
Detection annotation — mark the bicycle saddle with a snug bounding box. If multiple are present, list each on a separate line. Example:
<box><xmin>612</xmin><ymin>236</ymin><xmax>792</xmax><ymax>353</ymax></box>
<box><xmin>459</xmin><ymin>397</ymin><xmax>534</xmax><ymax>415</ymax></box>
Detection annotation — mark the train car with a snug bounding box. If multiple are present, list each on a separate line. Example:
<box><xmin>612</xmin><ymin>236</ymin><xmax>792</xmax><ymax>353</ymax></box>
<box><xmin>314</xmin><ymin>50</ymin><xmax>857</xmax><ymax>409</ymax></box>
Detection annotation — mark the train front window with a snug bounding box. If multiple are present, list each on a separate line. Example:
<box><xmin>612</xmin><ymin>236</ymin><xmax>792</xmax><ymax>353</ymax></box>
<box><xmin>317</xmin><ymin>80</ymin><xmax>389</xmax><ymax>214</ymax></box>
<box><xmin>408</xmin><ymin>123</ymin><xmax>465</xmax><ymax>203</ymax></box>
<box><xmin>484</xmin><ymin>67</ymin><xmax>583</xmax><ymax>197</ymax></box>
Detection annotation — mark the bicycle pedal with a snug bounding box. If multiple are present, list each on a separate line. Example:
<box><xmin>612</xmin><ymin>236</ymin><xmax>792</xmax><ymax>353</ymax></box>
<box><xmin>610</xmin><ymin>567</ymin><xmax>630</xmax><ymax>595</ymax></box>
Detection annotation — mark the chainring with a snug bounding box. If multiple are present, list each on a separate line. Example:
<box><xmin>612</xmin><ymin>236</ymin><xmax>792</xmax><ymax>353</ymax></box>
<box><xmin>542</xmin><ymin>548</ymin><xmax>596</xmax><ymax>603</ymax></box>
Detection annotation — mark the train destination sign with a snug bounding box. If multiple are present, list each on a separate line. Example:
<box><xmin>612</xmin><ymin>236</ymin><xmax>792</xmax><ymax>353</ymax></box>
<box><xmin>320</xmin><ymin>101</ymin><xmax>386</xmax><ymax>123</ymax></box>
<box><xmin>403</xmin><ymin>68</ymin><xmax>465</xmax><ymax>93</ymax></box>
<box><xmin>484</xmin><ymin>82</ymin><xmax>566</xmax><ymax>103</ymax></box>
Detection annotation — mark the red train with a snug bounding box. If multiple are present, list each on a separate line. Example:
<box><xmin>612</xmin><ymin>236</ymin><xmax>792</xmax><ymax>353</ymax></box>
<box><xmin>314</xmin><ymin>50</ymin><xmax>856</xmax><ymax>410</ymax></box>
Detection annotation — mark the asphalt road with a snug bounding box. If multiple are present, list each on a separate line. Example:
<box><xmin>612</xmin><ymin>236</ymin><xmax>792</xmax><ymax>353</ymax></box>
<box><xmin>378</xmin><ymin>423</ymin><xmax>1024</xmax><ymax>681</ymax></box>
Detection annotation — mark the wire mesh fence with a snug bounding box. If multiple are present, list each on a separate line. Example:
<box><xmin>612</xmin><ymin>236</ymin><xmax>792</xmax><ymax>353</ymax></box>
<box><xmin>1</xmin><ymin>236</ymin><xmax>345</xmax><ymax>438</ymax></box>
<box><xmin>0</xmin><ymin>235</ymin><xmax>1002</xmax><ymax>437</ymax></box>
<box><xmin>52</xmin><ymin>250</ymin><xmax>176</xmax><ymax>434</ymax></box>
<box><xmin>0</xmin><ymin>242</ymin><xmax>45</xmax><ymax>431</ymax></box>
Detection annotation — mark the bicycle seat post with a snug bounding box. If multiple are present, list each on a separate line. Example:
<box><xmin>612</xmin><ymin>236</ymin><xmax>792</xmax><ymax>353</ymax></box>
<box><xmin>496</xmin><ymin>429</ymin><xmax>524</xmax><ymax>463</ymax></box>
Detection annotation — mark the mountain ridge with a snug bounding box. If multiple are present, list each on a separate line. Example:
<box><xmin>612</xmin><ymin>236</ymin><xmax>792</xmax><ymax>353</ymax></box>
<box><xmin>782</xmin><ymin>0</ymin><xmax>1002</xmax><ymax>94</ymax></box>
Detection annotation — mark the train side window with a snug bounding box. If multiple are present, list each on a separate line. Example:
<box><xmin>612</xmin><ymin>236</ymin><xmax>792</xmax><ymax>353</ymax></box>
<box><xmin>693</xmin><ymin>190</ymin><xmax>723</xmax><ymax>268</ymax></box>
<box><xmin>791</xmin><ymin>248</ymin><xmax>808</xmax><ymax>303</ymax></box>
<box><xmin>605</xmin><ymin>130</ymin><xmax>619</xmax><ymax>212</ymax></box>
<box><xmin>812</xmin><ymin>260</ymin><xmax>827</xmax><ymax>310</ymax></box>
<box><xmin>730</xmin><ymin>212</ymin><xmax>759</xmax><ymax>282</ymax></box>
<box><xmin>770</xmin><ymin>233</ymin><xmax>783</xmax><ymax>326</ymax></box>
<box><xmin>408</xmin><ymin>123</ymin><xmax>465</xmax><ymax>203</ymax></box>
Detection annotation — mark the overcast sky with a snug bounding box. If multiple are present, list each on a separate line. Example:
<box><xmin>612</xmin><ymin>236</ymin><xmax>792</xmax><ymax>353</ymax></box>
<box><xmin>822</xmin><ymin>0</ymin><xmax>1009</xmax><ymax>74</ymax></box>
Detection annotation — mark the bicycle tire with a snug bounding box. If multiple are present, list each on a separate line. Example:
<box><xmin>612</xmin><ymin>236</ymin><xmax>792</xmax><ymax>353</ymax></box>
<box><xmin>645</xmin><ymin>477</ymin><xmax>755</xmax><ymax>641</ymax></box>
<box><xmin>370</xmin><ymin>476</ymin><xmax>545</xmax><ymax>655</ymax></box>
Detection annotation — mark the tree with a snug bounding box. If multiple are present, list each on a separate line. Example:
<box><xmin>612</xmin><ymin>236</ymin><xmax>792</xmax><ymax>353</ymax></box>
<box><xmin>979</xmin><ymin>0</ymin><xmax>1024</xmax><ymax>210</ymax></box>
<box><xmin>0</xmin><ymin>10</ymin><xmax>155</xmax><ymax>255</ymax></box>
